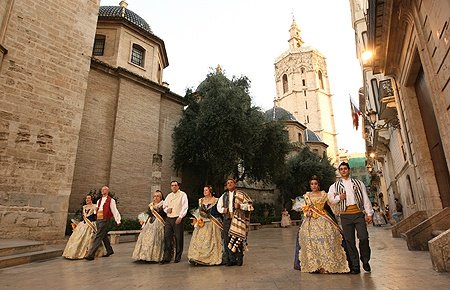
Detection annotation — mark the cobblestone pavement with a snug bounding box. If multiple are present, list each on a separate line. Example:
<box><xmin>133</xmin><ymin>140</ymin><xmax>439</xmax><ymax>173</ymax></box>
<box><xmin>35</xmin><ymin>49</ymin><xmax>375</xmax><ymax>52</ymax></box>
<box><xmin>0</xmin><ymin>225</ymin><xmax>449</xmax><ymax>290</ymax></box>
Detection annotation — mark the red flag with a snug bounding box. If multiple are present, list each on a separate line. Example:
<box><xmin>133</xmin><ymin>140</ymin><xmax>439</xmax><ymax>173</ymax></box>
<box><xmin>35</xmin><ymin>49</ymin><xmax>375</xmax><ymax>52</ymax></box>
<box><xmin>350</xmin><ymin>98</ymin><xmax>361</xmax><ymax>130</ymax></box>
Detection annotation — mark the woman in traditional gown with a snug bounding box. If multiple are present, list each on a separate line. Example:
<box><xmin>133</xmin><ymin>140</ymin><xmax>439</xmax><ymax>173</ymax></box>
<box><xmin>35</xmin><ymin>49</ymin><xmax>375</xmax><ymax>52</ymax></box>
<box><xmin>372</xmin><ymin>202</ymin><xmax>386</xmax><ymax>226</ymax></box>
<box><xmin>188</xmin><ymin>185</ymin><xmax>223</xmax><ymax>265</ymax></box>
<box><xmin>63</xmin><ymin>195</ymin><xmax>103</xmax><ymax>259</ymax></box>
<box><xmin>132</xmin><ymin>190</ymin><xmax>166</xmax><ymax>262</ymax></box>
<box><xmin>298</xmin><ymin>176</ymin><xmax>350</xmax><ymax>273</ymax></box>
<box><xmin>281</xmin><ymin>208</ymin><xmax>291</xmax><ymax>227</ymax></box>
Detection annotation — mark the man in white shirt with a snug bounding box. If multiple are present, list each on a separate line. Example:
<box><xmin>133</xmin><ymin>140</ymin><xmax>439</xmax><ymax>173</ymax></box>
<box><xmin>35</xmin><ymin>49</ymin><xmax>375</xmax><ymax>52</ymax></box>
<box><xmin>85</xmin><ymin>185</ymin><xmax>121</xmax><ymax>260</ymax></box>
<box><xmin>160</xmin><ymin>181</ymin><xmax>188</xmax><ymax>264</ymax></box>
<box><xmin>328</xmin><ymin>162</ymin><xmax>373</xmax><ymax>274</ymax></box>
<box><xmin>217</xmin><ymin>178</ymin><xmax>253</xmax><ymax>266</ymax></box>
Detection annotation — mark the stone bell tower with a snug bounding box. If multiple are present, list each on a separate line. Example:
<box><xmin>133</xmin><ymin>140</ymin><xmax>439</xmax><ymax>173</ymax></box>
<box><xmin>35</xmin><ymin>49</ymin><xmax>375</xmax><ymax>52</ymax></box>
<box><xmin>274</xmin><ymin>18</ymin><xmax>339</xmax><ymax>163</ymax></box>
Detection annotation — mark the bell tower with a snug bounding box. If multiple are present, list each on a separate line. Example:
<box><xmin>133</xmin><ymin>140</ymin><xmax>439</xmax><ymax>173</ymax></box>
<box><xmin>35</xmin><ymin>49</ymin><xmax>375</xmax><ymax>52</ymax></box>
<box><xmin>274</xmin><ymin>18</ymin><xmax>339</xmax><ymax>163</ymax></box>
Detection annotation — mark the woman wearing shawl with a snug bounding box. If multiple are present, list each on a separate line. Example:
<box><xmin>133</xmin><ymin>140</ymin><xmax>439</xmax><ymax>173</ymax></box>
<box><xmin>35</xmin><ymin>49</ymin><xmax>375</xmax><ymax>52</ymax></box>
<box><xmin>132</xmin><ymin>190</ymin><xmax>166</xmax><ymax>262</ymax></box>
<box><xmin>188</xmin><ymin>185</ymin><xmax>223</xmax><ymax>265</ymax></box>
<box><xmin>63</xmin><ymin>195</ymin><xmax>104</xmax><ymax>259</ymax></box>
<box><xmin>298</xmin><ymin>176</ymin><xmax>350</xmax><ymax>273</ymax></box>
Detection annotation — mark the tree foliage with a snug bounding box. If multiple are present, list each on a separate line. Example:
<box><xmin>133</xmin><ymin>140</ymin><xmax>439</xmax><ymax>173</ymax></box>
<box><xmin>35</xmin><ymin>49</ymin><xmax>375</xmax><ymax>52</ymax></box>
<box><xmin>275</xmin><ymin>147</ymin><xmax>337</xmax><ymax>205</ymax></box>
<box><xmin>172</xmin><ymin>70</ymin><xmax>289</xmax><ymax>191</ymax></box>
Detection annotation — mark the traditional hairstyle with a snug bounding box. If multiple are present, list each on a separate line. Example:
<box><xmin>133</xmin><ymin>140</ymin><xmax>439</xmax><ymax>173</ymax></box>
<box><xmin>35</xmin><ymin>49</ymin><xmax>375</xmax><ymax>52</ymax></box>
<box><xmin>310</xmin><ymin>175</ymin><xmax>321</xmax><ymax>187</ymax></box>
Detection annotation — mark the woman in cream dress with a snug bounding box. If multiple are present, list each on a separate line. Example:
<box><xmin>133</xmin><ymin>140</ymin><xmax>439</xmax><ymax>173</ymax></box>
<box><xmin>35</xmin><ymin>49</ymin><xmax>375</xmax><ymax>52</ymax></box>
<box><xmin>188</xmin><ymin>186</ymin><xmax>223</xmax><ymax>265</ymax></box>
<box><xmin>63</xmin><ymin>195</ymin><xmax>103</xmax><ymax>259</ymax></box>
<box><xmin>132</xmin><ymin>190</ymin><xmax>166</xmax><ymax>262</ymax></box>
<box><xmin>298</xmin><ymin>176</ymin><xmax>349</xmax><ymax>273</ymax></box>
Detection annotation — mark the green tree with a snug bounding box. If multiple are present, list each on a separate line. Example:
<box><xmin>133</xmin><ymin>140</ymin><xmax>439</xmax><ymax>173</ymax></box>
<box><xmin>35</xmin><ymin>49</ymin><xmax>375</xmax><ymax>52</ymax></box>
<box><xmin>275</xmin><ymin>147</ymin><xmax>336</xmax><ymax>205</ymax></box>
<box><xmin>172</xmin><ymin>69</ymin><xmax>289</xmax><ymax>194</ymax></box>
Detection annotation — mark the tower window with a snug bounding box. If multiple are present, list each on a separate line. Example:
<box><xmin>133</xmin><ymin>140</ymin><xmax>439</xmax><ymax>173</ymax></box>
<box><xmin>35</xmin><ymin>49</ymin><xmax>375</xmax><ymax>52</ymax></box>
<box><xmin>305</xmin><ymin>100</ymin><xmax>308</xmax><ymax>109</ymax></box>
<box><xmin>304</xmin><ymin>90</ymin><xmax>307</xmax><ymax>96</ymax></box>
<box><xmin>301</xmin><ymin>67</ymin><xmax>305</xmax><ymax>74</ymax></box>
<box><xmin>131</xmin><ymin>43</ymin><xmax>145</xmax><ymax>67</ymax></box>
<box><xmin>93</xmin><ymin>35</ymin><xmax>106</xmax><ymax>56</ymax></box>
<box><xmin>298</xmin><ymin>133</ymin><xmax>302</xmax><ymax>142</ymax></box>
<box><xmin>302</xmin><ymin>79</ymin><xmax>306</xmax><ymax>87</ymax></box>
<box><xmin>318</xmin><ymin>70</ymin><xmax>324</xmax><ymax>89</ymax></box>
<box><xmin>306</xmin><ymin>115</ymin><xmax>309</xmax><ymax>123</ymax></box>
<box><xmin>282</xmin><ymin>74</ymin><xmax>288</xmax><ymax>94</ymax></box>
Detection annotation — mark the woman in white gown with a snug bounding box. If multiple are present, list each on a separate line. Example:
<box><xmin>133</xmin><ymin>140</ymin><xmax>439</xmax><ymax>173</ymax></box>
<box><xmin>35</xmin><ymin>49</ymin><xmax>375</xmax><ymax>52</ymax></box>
<box><xmin>63</xmin><ymin>195</ymin><xmax>104</xmax><ymax>259</ymax></box>
<box><xmin>132</xmin><ymin>190</ymin><xmax>166</xmax><ymax>262</ymax></box>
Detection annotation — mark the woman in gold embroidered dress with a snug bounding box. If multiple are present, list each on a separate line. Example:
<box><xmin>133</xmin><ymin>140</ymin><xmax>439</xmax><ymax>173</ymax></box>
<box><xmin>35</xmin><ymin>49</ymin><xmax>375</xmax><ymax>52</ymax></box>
<box><xmin>298</xmin><ymin>176</ymin><xmax>349</xmax><ymax>273</ymax></box>
<box><xmin>132</xmin><ymin>190</ymin><xmax>166</xmax><ymax>262</ymax></box>
<box><xmin>63</xmin><ymin>195</ymin><xmax>103</xmax><ymax>259</ymax></box>
<box><xmin>188</xmin><ymin>185</ymin><xmax>223</xmax><ymax>265</ymax></box>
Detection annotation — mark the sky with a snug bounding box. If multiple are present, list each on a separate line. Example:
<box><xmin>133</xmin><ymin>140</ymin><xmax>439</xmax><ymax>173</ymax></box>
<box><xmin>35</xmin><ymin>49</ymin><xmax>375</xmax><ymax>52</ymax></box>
<box><xmin>100</xmin><ymin>0</ymin><xmax>366</xmax><ymax>154</ymax></box>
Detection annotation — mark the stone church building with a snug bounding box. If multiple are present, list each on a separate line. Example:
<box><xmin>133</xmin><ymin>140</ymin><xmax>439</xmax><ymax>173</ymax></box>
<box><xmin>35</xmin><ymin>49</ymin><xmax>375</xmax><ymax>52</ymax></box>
<box><xmin>0</xmin><ymin>1</ymin><xmax>184</xmax><ymax>240</ymax></box>
<box><xmin>274</xmin><ymin>19</ymin><xmax>339</xmax><ymax>164</ymax></box>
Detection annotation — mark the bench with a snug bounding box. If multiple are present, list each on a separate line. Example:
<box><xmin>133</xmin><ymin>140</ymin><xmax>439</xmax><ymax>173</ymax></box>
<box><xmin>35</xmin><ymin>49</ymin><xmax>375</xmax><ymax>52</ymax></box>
<box><xmin>107</xmin><ymin>230</ymin><xmax>141</xmax><ymax>244</ymax></box>
<box><xmin>249</xmin><ymin>223</ymin><xmax>262</xmax><ymax>231</ymax></box>
<box><xmin>271</xmin><ymin>221</ymin><xmax>282</xmax><ymax>227</ymax></box>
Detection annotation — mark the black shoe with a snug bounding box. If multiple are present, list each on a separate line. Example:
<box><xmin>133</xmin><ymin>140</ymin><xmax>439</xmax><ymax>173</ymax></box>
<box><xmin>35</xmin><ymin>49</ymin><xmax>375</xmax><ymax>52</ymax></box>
<box><xmin>350</xmin><ymin>269</ymin><xmax>360</xmax><ymax>274</ymax></box>
<box><xmin>159</xmin><ymin>260</ymin><xmax>170</xmax><ymax>264</ymax></box>
<box><xmin>236</xmin><ymin>259</ymin><xmax>243</xmax><ymax>266</ymax></box>
<box><xmin>226</xmin><ymin>261</ymin><xmax>237</xmax><ymax>266</ymax></box>
<box><xmin>84</xmin><ymin>256</ymin><xmax>94</xmax><ymax>261</ymax></box>
<box><xmin>103</xmin><ymin>251</ymin><xmax>114</xmax><ymax>257</ymax></box>
<box><xmin>363</xmin><ymin>263</ymin><xmax>371</xmax><ymax>273</ymax></box>
<box><xmin>174</xmin><ymin>259</ymin><xmax>181</xmax><ymax>263</ymax></box>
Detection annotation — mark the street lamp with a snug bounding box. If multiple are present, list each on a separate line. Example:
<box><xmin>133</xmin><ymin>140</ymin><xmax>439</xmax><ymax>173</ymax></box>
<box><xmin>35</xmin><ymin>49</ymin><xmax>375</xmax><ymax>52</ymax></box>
<box><xmin>364</xmin><ymin>110</ymin><xmax>400</xmax><ymax>130</ymax></box>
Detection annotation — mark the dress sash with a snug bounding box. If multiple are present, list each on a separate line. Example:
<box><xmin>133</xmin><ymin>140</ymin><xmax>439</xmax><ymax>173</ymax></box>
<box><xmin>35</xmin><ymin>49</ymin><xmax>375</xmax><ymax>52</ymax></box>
<box><xmin>303</xmin><ymin>193</ymin><xmax>343</xmax><ymax>235</ymax></box>
<box><xmin>150</xmin><ymin>206</ymin><xmax>165</xmax><ymax>225</ymax></box>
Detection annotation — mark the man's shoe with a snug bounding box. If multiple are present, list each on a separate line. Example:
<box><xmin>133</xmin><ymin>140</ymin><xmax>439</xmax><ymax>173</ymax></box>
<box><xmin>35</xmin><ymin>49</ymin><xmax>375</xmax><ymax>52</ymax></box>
<box><xmin>84</xmin><ymin>256</ymin><xmax>94</xmax><ymax>261</ymax></box>
<box><xmin>350</xmin><ymin>269</ymin><xmax>360</xmax><ymax>274</ymax></box>
<box><xmin>174</xmin><ymin>259</ymin><xmax>181</xmax><ymax>263</ymax></box>
<box><xmin>159</xmin><ymin>260</ymin><xmax>170</xmax><ymax>264</ymax></box>
<box><xmin>103</xmin><ymin>251</ymin><xmax>114</xmax><ymax>257</ymax></box>
<box><xmin>363</xmin><ymin>263</ymin><xmax>371</xmax><ymax>273</ymax></box>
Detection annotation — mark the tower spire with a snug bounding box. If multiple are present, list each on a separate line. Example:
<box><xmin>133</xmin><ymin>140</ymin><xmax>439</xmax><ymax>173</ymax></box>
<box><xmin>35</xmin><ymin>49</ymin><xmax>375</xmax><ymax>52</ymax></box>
<box><xmin>288</xmin><ymin>17</ymin><xmax>304</xmax><ymax>49</ymax></box>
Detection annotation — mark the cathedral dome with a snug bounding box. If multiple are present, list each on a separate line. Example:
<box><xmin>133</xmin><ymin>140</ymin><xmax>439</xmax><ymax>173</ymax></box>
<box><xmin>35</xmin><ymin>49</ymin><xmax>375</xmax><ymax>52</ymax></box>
<box><xmin>99</xmin><ymin>6</ymin><xmax>153</xmax><ymax>34</ymax></box>
<box><xmin>264</xmin><ymin>107</ymin><xmax>297</xmax><ymax>121</ymax></box>
<box><xmin>304</xmin><ymin>129</ymin><xmax>322</xmax><ymax>142</ymax></box>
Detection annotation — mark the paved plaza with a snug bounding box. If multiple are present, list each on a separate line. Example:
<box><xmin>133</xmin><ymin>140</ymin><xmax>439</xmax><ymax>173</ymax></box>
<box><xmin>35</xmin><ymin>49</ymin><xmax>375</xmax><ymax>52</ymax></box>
<box><xmin>0</xmin><ymin>225</ymin><xmax>449</xmax><ymax>290</ymax></box>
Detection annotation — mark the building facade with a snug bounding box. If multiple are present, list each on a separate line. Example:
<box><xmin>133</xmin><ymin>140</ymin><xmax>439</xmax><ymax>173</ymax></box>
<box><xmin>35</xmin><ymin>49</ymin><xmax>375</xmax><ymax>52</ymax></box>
<box><xmin>0</xmin><ymin>1</ymin><xmax>184</xmax><ymax>241</ymax></box>
<box><xmin>350</xmin><ymin>0</ymin><xmax>450</xmax><ymax>217</ymax></box>
<box><xmin>274</xmin><ymin>19</ymin><xmax>339</xmax><ymax>164</ymax></box>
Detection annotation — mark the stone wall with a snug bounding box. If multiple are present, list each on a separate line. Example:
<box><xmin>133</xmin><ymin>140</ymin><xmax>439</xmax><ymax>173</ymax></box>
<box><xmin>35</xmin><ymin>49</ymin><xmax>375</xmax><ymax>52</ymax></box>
<box><xmin>0</xmin><ymin>0</ymin><xmax>100</xmax><ymax>240</ymax></box>
<box><xmin>69</xmin><ymin>61</ymin><xmax>184</xmax><ymax>219</ymax></box>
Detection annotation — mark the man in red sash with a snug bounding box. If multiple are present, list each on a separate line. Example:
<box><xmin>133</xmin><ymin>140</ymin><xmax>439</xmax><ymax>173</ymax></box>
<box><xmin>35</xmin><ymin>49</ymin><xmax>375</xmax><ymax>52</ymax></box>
<box><xmin>85</xmin><ymin>186</ymin><xmax>121</xmax><ymax>260</ymax></box>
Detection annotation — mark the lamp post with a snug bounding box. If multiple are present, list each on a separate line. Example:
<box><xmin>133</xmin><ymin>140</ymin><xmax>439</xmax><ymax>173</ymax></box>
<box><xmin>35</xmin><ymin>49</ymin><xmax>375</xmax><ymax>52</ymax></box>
<box><xmin>364</xmin><ymin>109</ymin><xmax>400</xmax><ymax>130</ymax></box>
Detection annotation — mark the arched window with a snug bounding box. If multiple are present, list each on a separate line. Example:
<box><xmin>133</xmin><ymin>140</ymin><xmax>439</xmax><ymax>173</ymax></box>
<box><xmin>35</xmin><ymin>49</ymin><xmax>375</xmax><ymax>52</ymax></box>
<box><xmin>282</xmin><ymin>74</ymin><xmax>288</xmax><ymax>94</ymax></box>
<box><xmin>301</xmin><ymin>67</ymin><xmax>305</xmax><ymax>74</ymax></box>
<box><xmin>131</xmin><ymin>43</ymin><xmax>145</xmax><ymax>67</ymax></box>
<box><xmin>93</xmin><ymin>34</ymin><xmax>106</xmax><ymax>56</ymax></box>
<box><xmin>318</xmin><ymin>70</ymin><xmax>324</xmax><ymax>89</ymax></box>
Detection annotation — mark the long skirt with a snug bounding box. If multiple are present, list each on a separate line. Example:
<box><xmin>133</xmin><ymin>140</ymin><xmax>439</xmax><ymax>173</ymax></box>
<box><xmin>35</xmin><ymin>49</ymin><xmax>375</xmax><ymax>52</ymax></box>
<box><xmin>132</xmin><ymin>219</ymin><xmax>165</xmax><ymax>262</ymax></box>
<box><xmin>63</xmin><ymin>222</ymin><xmax>103</xmax><ymax>259</ymax></box>
<box><xmin>188</xmin><ymin>221</ymin><xmax>223</xmax><ymax>265</ymax></box>
<box><xmin>299</xmin><ymin>216</ymin><xmax>349</xmax><ymax>273</ymax></box>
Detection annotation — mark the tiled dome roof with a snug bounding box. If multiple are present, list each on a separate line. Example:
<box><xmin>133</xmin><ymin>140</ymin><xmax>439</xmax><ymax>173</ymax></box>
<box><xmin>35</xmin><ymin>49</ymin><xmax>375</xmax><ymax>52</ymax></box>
<box><xmin>305</xmin><ymin>129</ymin><xmax>322</xmax><ymax>142</ymax></box>
<box><xmin>264</xmin><ymin>107</ymin><xmax>297</xmax><ymax>121</ymax></box>
<box><xmin>99</xmin><ymin>6</ymin><xmax>153</xmax><ymax>34</ymax></box>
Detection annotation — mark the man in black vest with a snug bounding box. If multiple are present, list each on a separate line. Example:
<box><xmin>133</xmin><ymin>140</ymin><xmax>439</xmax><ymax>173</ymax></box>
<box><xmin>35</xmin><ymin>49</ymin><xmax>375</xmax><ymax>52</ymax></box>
<box><xmin>328</xmin><ymin>162</ymin><xmax>373</xmax><ymax>274</ymax></box>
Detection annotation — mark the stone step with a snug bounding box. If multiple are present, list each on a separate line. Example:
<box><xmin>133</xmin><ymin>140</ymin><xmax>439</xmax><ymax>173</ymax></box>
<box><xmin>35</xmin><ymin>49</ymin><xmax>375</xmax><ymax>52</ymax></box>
<box><xmin>0</xmin><ymin>240</ymin><xmax>45</xmax><ymax>257</ymax></box>
<box><xmin>0</xmin><ymin>247</ymin><xmax>63</xmax><ymax>269</ymax></box>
